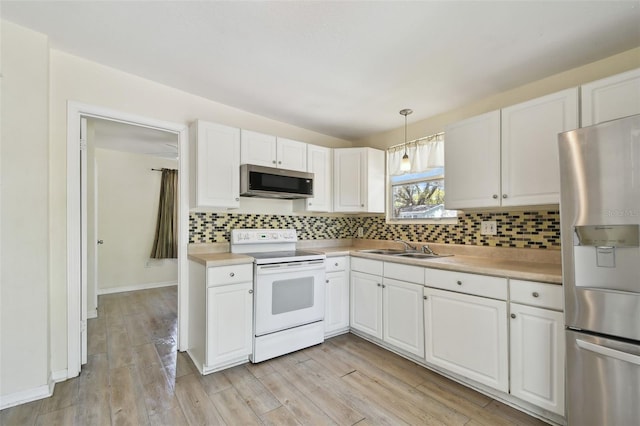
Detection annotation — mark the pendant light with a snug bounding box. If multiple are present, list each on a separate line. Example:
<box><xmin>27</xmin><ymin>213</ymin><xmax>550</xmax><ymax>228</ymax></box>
<box><xmin>400</xmin><ymin>108</ymin><xmax>413</xmax><ymax>172</ymax></box>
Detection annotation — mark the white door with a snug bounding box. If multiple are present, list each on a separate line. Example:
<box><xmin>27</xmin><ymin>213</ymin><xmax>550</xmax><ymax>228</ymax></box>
<box><xmin>80</xmin><ymin>117</ymin><xmax>88</xmax><ymax>365</ymax></box>
<box><xmin>444</xmin><ymin>110</ymin><xmax>501</xmax><ymax>209</ymax></box>
<box><xmin>324</xmin><ymin>271</ymin><xmax>349</xmax><ymax>335</ymax></box>
<box><xmin>206</xmin><ymin>282</ymin><xmax>253</xmax><ymax>367</ymax></box>
<box><xmin>334</xmin><ymin>148</ymin><xmax>365</xmax><ymax>212</ymax></box>
<box><xmin>383</xmin><ymin>278</ymin><xmax>425</xmax><ymax>357</ymax></box>
<box><xmin>305</xmin><ymin>144</ymin><xmax>332</xmax><ymax>212</ymax></box>
<box><xmin>510</xmin><ymin>303</ymin><xmax>565</xmax><ymax>415</ymax></box>
<box><xmin>350</xmin><ymin>271</ymin><xmax>383</xmax><ymax>338</ymax></box>
<box><xmin>581</xmin><ymin>68</ymin><xmax>640</xmax><ymax>126</ymax></box>
<box><xmin>424</xmin><ymin>287</ymin><xmax>508</xmax><ymax>392</ymax></box>
<box><xmin>501</xmin><ymin>88</ymin><xmax>578</xmax><ymax>206</ymax></box>
<box><xmin>240</xmin><ymin>129</ymin><xmax>277</xmax><ymax>167</ymax></box>
<box><xmin>277</xmin><ymin>137</ymin><xmax>307</xmax><ymax>172</ymax></box>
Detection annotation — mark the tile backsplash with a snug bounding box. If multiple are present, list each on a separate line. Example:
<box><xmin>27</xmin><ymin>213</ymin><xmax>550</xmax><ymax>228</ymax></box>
<box><xmin>189</xmin><ymin>210</ymin><xmax>561</xmax><ymax>249</ymax></box>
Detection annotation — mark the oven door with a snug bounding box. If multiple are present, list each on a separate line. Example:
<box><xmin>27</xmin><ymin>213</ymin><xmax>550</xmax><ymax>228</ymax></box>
<box><xmin>254</xmin><ymin>260</ymin><xmax>325</xmax><ymax>336</ymax></box>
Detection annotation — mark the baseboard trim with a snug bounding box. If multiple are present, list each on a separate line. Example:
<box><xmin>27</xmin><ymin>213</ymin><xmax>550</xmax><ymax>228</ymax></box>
<box><xmin>51</xmin><ymin>369</ymin><xmax>68</xmax><ymax>383</ymax></box>
<box><xmin>87</xmin><ymin>308</ymin><xmax>98</xmax><ymax>319</ymax></box>
<box><xmin>97</xmin><ymin>281</ymin><xmax>177</xmax><ymax>295</ymax></box>
<box><xmin>0</xmin><ymin>380</ymin><xmax>53</xmax><ymax>410</ymax></box>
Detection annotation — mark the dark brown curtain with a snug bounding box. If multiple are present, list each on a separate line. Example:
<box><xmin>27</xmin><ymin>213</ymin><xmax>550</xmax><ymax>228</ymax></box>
<box><xmin>150</xmin><ymin>168</ymin><xmax>178</xmax><ymax>259</ymax></box>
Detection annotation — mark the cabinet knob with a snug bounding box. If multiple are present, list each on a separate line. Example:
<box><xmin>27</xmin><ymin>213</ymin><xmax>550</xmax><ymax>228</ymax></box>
<box><xmin>382</xmin><ymin>284</ymin><xmax>386</xmax><ymax>288</ymax></box>
<box><xmin>97</xmin><ymin>239</ymin><xmax>104</xmax><ymax>245</ymax></box>
<box><xmin>457</xmin><ymin>280</ymin><xmax>462</xmax><ymax>285</ymax></box>
<box><xmin>502</xmin><ymin>194</ymin><xmax>508</xmax><ymax>199</ymax></box>
<box><xmin>423</xmin><ymin>295</ymin><xmax>428</xmax><ymax>300</ymax></box>
<box><xmin>309</xmin><ymin>202</ymin><xmax>312</xmax><ymax>205</ymax></box>
<box><xmin>511</xmin><ymin>313</ymin><xmax>516</xmax><ymax>319</ymax></box>
<box><xmin>377</xmin><ymin>283</ymin><xmax>381</xmax><ymax>287</ymax></box>
<box><xmin>361</xmin><ymin>204</ymin><xmax>364</xmax><ymax>207</ymax></box>
<box><xmin>229</xmin><ymin>272</ymin><xmax>235</xmax><ymax>277</ymax></box>
<box><xmin>326</xmin><ymin>279</ymin><xmax>329</xmax><ymax>283</ymax></box>
<box><xmin>532</xmin><ymin>292</ymin><xmax>540</xmax><ymax>298</ymax></box>
<box><xmin>334</xmin><ymin>262</ymin><xmax>339</xmax><ymax>267</ymax></box>
<box><xmin>272</xmin><ymin>160</ymin><xmax>277</xmax><ymax>164</ymax></box>
<box><xmin>235</xmin><ymin>198</ymin><xmax>239</xmax><ymax>201</ymax></box>
<box><xmin>492</xmin><ymin>194</ymin><xmax>498</xmax><ymax>199</ymax></box>
<box><xmin>278</xmin><ymin>161</ymin><xmax>282</xmax><ymax>164</ymax></box>
<box><xmin>248</xmin><ymin>289</ymin><xmax>253</xmax><ymax>294</ymax></box>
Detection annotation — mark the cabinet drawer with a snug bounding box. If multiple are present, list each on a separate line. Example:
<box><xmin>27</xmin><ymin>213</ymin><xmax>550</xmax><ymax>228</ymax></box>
<box><xmin>351</xmin><ymin>257</ymin><xmax>383</xmax><ymax>276</ymax></box>
<box><xmin>384</xmin><ymin>262</ymin><xmax>424</xmax><ymax>285</ymax></box>
<box><xmin>207</xmin><ymin>264</ymin><xmax>253</xmax><ymax>287</ymax></box>
<box><xmin>510</xmin><ymin>279</ymin><xmax>563</xmax><ymax>310</ymax></box>
<box><xmin>326</xmin><ymin>256</ymin><xmax>348</xmax><ymax>272</ymax></box>
<box><xmin>425</xmin><ymin>268</ymin><xmax>507</xmax><ymax>300</ymax></box>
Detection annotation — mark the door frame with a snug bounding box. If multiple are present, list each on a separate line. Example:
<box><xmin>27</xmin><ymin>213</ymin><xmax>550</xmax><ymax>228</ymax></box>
<box><xmin>66</xmin><ymin>101</ymin><xmax>189</xmax><ymax>378</ymax></box>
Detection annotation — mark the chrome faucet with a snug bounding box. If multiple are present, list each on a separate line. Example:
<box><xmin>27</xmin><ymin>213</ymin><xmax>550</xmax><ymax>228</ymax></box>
<box><xmin>422</xmin><ymin>244</ymin><xmax>437</xmax><ymax>255</ymax></box>
<box><xmin>394</xmin><ymin>239</ymin><xmax>417</xmax><ymax>251</ymax></box>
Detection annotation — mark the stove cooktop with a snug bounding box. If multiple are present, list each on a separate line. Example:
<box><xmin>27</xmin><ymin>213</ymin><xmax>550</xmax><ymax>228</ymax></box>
<box><xmin>245</xmin><ymin>250</ymin><xmax>326</xmax><ymax>264</ymax></box>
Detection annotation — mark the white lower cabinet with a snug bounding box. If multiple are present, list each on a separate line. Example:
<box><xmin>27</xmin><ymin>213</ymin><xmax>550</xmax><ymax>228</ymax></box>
<box><xmin>188</xmin><ymin>261</ymin><xmax>253</xmax><ymax>374</ymax></box>
<box><xmin>509</xmin><ymin>280</ymin><xmax>565</xmax><ymax>416</ymax></box>
<box><xmin>350</xmin><ymin>270</ymin><xmax>383</xmax><ymax>339</ymax></box>
<box><xmin>324</xmin><ymin>256</ymin><xmax>350</xmax><ymax>337</ymax></box>
<box><xmin>423</xmin><ymin>286</ymin><xmax>509</xmax><ymax>392</ymax></box>
<box><xmin>350</xmin><ymin>259</ymin><xmax>424</xmax><ymax>358</ymax></box>
<box><xmin>383</xmin><ymin>277</ymin><xmax>425</xmax><ymax>358</ymax></box>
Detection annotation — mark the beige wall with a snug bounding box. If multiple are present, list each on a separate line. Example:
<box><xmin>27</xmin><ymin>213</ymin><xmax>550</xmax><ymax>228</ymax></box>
<box><xmin>48</xmin><ymin>48</ymin><xmax>353</xmax><ymax>373</ymax></box>
<box><xmin>94</xmin><ymin>148</ymin><xmax>178</xmax><ymax>292</ymax></box>
<box><xmin>356</xmin><ymin>47</ymin><xmax>640</xmax><ymax>149</ymax></box>
<box><xmin>0</xmin><ymin>22</ymin><xmax>50</xmax><ymax>402</ymax></box>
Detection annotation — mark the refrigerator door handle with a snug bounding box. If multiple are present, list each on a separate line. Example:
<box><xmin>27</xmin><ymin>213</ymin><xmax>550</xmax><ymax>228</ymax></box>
<box><xmin>577</xmin><ymin>339</ymin><xmax>640</xmax><ymax>366</ymax></box>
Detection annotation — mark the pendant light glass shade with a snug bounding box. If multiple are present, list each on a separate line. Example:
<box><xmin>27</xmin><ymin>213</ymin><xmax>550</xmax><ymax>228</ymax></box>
<box><xmin>399</xmin><ymin>108</ymin><xmax>413</xmax><ymax>172</ymax></box>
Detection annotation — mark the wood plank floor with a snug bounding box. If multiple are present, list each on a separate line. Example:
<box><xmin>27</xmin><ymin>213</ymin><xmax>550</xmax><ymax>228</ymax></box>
<box><xmin>1</xmin><ymin>286</ymin><xmax>548</xmax><ymax>426</ymax></box>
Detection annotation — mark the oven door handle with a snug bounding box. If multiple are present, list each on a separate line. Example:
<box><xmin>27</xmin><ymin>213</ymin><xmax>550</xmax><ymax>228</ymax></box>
<box><xmin>257</xmin><ymin>260</ymin><xmax>325</xmax><ymax>274</ymax></box>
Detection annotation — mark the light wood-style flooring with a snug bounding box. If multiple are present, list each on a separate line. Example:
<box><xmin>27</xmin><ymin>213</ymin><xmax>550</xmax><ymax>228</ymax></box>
<box><xmin>1</xmin><ymin>286</ymin><xmax>548</xmax><ymax>426</ymax></box>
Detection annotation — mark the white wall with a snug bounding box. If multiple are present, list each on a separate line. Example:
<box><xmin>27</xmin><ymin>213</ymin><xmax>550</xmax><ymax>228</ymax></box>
<box><xmin>95</xmin><ymin>148</ymin><xmax>178</xmax><ymax>292</ymax></box>
<box><xmin>0</xmin><ymin>21</ymin><xmax>50</xmax><ymax>405</ymax></box>
<box><xmin>356</xmin><ymin>47</ymin><xmax>640</xmax><ymax>149</ymax></box>
<box><xmin>48</xmin><ymin>48</ymin><xmax>353</xmax><ymax>374</ymax></box>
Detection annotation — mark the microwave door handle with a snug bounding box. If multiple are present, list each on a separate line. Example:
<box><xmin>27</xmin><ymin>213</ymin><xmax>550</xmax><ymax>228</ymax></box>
<box><xmin>576</xmin><ymin>339</ymin><xmax>640</xmax><ymax>366</ymax></box>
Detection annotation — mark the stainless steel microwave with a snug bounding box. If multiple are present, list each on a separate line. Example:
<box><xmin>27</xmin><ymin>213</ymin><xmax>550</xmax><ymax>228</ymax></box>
<box><xmin>240</xmin><ymin>164</ymin><xmax>314</xmax><ymax>199</ymax></box>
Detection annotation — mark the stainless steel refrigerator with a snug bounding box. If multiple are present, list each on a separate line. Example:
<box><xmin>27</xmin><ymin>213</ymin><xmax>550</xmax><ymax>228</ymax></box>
<box><xmin>558</xmin><ymin>114</ymin><xmax>640</xmax><ymax>426</ymax></box>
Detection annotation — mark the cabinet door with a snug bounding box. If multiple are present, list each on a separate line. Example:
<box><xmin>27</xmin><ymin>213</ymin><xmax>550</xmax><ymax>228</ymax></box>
<box><xmin>334</xmin><ymin>148</ymin><xmax>365</xmax><ymax>212</ymax></box>
<box><xmin>191</xmin><ymin>121</ymin><xmax>240</xmax><ymax>208</ymax></box>
<box><xmin>581</xmin><ymin>68</ymin><xmax>640</xmax><ymax>126</ymax></box>
<box><xmin>501</xmin><ymin>88</ymin><xmax>578</xmax><ymax>206</ymax></box>
<box><xmin>444</xmin><ymin>110</ymin><xmax>501</xmax><ymax>209</ymax></box>
<box><xmin>510</xmin><ymin>303</ymin><xmax>565</xmax><ymax>415</ymax></box>
<box><xmin>350</xmin><ymin>271</ymin><xmax>383</xmax><ymax>339</ymax></box>
<box><xmin>424</xmin><ymin>287</ymin><xmax>508</xmax><ymax>392</ymax></box>
<box><xmin>240</xmin><ymin>129</ymin><xmax>277</xmax><ymax>168</ymax></box>
<box><xmin>325</xmin><ymin>270</ymin><xmax>349</xmax><ymax>336</ymax></box>
<box><xmin>206</xmin><ymin>282</ymin><xmax>253</xmax><ymax>368</ymax></box>
<box><xmin>383</xmin><ymin>278</ymin><xmax>425</xmax><ymax>357</ymax></box>
<box><xmin>305</xmin><ymin>144</ymin><xmax>332</xmax><ymax>211</ymax></box>
<box><xmin>277</xmin><ymin>137</ymin><xmax>307</xmax><ymax>172</ymax></box>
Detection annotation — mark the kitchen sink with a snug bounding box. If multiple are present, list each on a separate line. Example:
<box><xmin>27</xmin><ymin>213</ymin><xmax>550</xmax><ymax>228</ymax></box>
<box><xmin>393</xmin><ymin>252</ymin><xmax>453</xmax><ymax>259</ymax></box>
<box><xmin>357</xmin><ymin>249</ymin><xmax>408</xmax><ymax>255</ymax></box>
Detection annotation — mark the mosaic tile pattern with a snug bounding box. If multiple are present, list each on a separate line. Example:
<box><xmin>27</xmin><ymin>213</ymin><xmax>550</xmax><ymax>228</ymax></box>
<box><xmin>189</xmin><ymin>210</ymin><xmax>561</xmax><ymax>249</ymax></box>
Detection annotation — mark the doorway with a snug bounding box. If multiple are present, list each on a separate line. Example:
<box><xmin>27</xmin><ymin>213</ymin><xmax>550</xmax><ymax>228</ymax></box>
<box><xmin>66</xmin><ymin>102</ymin><xmax>189</xmax><ymax>378</ymax></box>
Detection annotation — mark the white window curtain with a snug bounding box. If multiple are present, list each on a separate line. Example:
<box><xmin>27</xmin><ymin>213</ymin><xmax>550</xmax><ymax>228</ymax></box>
<box><xmin>387</xmin><ymin>134</ymin><xmax>444</xmax><ymax>176</ymax></box>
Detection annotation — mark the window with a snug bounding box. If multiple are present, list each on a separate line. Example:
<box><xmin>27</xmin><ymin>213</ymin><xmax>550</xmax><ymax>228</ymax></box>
<box><xmin>387</xmin><ymin>134</ymin><xmax>457</xmax><ymax>223</ymax></box>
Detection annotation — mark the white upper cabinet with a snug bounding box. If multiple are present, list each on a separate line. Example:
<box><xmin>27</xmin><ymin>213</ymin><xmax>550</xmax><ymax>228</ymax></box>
<box><xmin>581</xmin><ymin>68</ymin><xmax>640</xmax><ymax>126</ymax></box>
<box><xmin>240</xmin><ymin>130</ymin><xmax>307</xmax><ymax>172</ymax></box>
<box><xmin>444</xmin><ymin>110</ymin><xmax>501</xmax><ymax>209</ymax></box>
<box><xmin>295</xmin><ymin>144</ymin><xmax>332</xmax><ymax>212</ymax></box>
<box><xmin>445</xmin><ymin>88</ymin><xmax>578</xmax><ymax>209</ymax></box>
<box><xmin>501</xmin><ymin>88</ymin><xmax>578</xmax><ymax>206</ymax></box>
<box><xmin>189</xmin><ymin>120</ymin><xmax>240</xmax><ymax>209</ymax></box>
<box><xmin>333</xmin><ymin>147</ymin><xmax>385</xmax><ymax>213</ymax></box>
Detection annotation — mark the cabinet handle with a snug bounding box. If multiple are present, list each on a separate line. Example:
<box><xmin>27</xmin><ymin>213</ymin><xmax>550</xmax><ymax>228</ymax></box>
<box><xmin>532</xmin><ymin>292</ymin><xmax>540</xmax><ymax>298</ymax></box>
<box><xmin>248</xmin><ymin>289</ymin><xmax>253</xmax><ymax>294</ymax></box>
<box><xmin>377</xmin><ymin>283</ymin><xmax>381</xmax><ymax>287</ymax></box>
<box><xmin>456</xmin><ymin>280</ymin><xmax>462</xmax><ymax>285</ymax></box>
<box><xmin>229</xmin><ymin>272</ymin><xmax>235</xmax><ymax>277</ymax></box>
<box><xmin>423</xmin><ymin>295</ymin><xmax>428</xmax><ymax>300</ymax></box>
<box><xmin>502</xmin><ymin>194</ymin><xmax>508</xmax><ymax>199</ymax></box>
<box><xmin>492</xmin><ymin>194</ymin><xmax>498</xmax><ymax>199</ymax></box>
<box><xmin>511</xmin><ymin>313</ymin><xmax>516</xmax><ymax>319</ymax></box>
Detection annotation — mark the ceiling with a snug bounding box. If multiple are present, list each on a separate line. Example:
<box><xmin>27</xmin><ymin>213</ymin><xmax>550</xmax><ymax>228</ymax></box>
<box><xmin>2</xmin><ymin>1</ymin><xmax>640</xmax><ymax>141</ymax></box>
